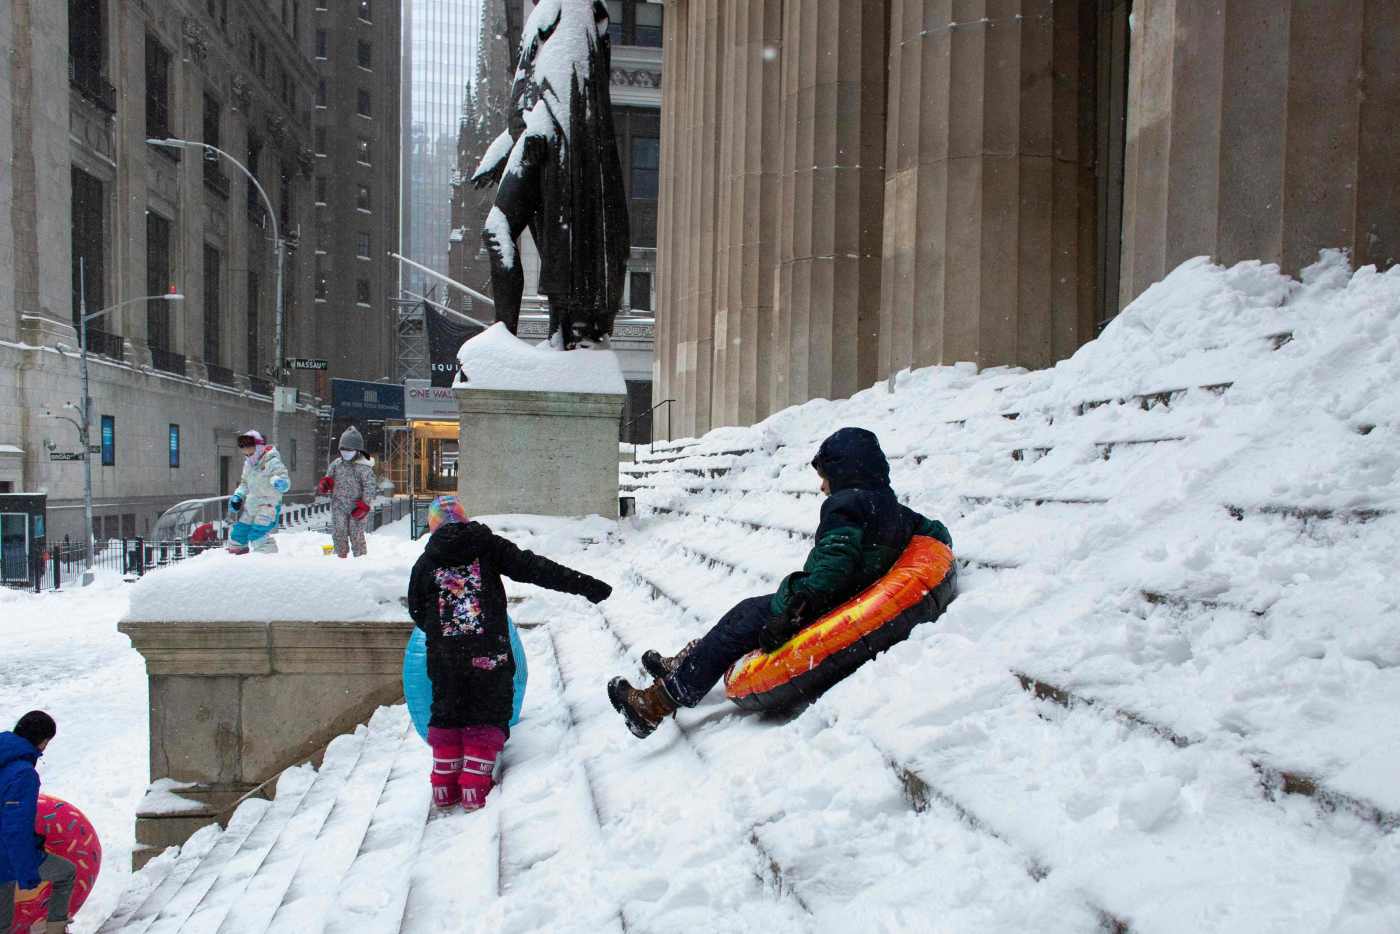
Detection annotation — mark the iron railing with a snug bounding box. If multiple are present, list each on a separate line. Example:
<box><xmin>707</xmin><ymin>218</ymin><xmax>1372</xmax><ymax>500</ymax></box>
<box><xmin>151</xmin><ymin>347</ymin><xmax>187</xmax><ymax>376</ymax></box>
<box><xmin>206</xmin><ymin>362</ymin><xmax>237</xmax><ymax>387</ymax></box>
<box><xmin>621</xmin><ymin>398</ymin><xmax>675</xmax><ymax>455</ymax></box>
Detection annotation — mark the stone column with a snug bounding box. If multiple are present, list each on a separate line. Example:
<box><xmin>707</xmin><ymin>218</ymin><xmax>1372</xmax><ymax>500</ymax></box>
<box><xmin>771</xmin><ymin>0</ymin><xmax>889</xmax><ymax>411</ymax></box>
<box><xmin>1119</xmin><ymin>0</ymin><xmax>1400</xmax><ymax>306</ymax></box>
<box><xmin>714</xmin><ymin>0</ymin><xmax>783</xmax><ymax>425</ymax></box>
<box><xmin>879</xmin><ymin>0</ymin><xmax>1097</xmax><ymax>376</ymax></box>
<box><xmin>653</xmin><ymin>0</ymin><xmax>686</xmax><ymax>428</ymax></box>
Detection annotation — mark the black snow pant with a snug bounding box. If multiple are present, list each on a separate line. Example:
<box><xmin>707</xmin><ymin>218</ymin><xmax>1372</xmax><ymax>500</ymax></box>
<box><xmin>663</xmin><ymin>593</ymin><xmax>776</xmax><ymax>707</ymax></box>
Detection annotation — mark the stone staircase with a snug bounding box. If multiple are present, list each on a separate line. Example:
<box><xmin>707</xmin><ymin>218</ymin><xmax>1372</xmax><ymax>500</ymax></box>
<box><xmin>97</xmin><ymin>317</ymin><xmax>1396</xmax><ymax>930</ymax></box>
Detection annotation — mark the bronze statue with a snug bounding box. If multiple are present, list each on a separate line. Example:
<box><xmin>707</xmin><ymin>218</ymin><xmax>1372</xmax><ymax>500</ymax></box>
<box><xmin>472</xmin><ymin>0</ymin><xmax>630</xmax><ymax>349</ymax></box>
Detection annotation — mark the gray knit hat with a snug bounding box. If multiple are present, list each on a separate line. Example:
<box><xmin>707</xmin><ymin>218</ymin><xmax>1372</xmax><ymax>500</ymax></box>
<box><xmin>338</xmin><ymin>426</ymin><xmax>366</xmax><ymax>452</ymax></box>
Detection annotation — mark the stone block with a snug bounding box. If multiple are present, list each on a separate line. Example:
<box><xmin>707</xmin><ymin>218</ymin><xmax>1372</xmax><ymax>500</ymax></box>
<box><xmin>120</xmin><ymin>616</ymin><xmax>415</xmax><ymax>858</ymax></box>
<box><xmin>454</xmin><ymin>387</ymin><xmax>627</xmax><ymax>518</ymax></box>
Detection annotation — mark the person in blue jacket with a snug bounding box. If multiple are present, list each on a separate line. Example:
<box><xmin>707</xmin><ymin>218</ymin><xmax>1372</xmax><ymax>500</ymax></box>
<box><xmin>1</xmin><ymin>711</ymin><xmax>76</xmax><ymax>933</ymax></box>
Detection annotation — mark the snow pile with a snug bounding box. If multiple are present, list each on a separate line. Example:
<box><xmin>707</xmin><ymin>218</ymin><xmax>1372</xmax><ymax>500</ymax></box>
<box><xmin>122</xmin><ymin>515</ymin><xmax>616</xmax><ymax>624</ymax></box>
<box><xmin>455</xmin><ymin>322</ymin><xmax>626</xmax><ymax>394</ymax></box>
<box><xmin>66</xmin><ymin>254</ymin><xmax>1400</xmax><ymax>931</ymax></box>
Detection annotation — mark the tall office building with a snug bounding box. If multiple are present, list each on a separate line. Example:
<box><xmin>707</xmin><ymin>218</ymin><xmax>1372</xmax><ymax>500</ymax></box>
<box><xmin>309</xmin><ymin>0</ymin><xmax>402</xmax><ymax>385</ymax></box>
<box><xmin>402</xmin><ymin>0</ymin><xmax>480</xmax><ymax>302</ymax></box>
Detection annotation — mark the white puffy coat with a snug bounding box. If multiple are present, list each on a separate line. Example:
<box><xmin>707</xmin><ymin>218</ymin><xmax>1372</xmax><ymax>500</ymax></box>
<box><xmin>234</xmin><ymin>446</ymin><xmax>291</xmax><ymax>525</ymax></box>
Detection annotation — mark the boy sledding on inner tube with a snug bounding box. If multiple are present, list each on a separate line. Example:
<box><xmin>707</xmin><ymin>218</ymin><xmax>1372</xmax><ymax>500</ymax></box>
<box><xmin>609</xmin><ymin>427</ymin><xmax>953</xmax><ymax>738</ymax></box>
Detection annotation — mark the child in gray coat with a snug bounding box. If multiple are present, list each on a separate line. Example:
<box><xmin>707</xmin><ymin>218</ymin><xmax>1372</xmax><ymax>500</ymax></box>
<box><xmin>319</xmin><ymin>426</ymin><xmax>378</xmax><ymax>557</ymax></box>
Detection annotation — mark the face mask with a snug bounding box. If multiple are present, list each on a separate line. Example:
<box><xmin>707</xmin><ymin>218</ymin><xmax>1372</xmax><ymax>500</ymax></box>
<box><xmin>340</xmin><ymin>450</ymin><xmax>356</xmax><ymax>461</ymax></box>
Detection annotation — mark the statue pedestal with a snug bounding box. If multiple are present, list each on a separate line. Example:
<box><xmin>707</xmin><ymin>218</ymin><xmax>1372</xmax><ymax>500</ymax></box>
<box><xmin>454</xmin><ymin>386</ymin><xmax>626</xmax><ymax>518</ymax></box>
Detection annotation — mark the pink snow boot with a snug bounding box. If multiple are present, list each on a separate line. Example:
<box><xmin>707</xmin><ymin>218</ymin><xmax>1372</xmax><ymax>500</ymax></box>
<box><xmin>427</xmin><ymin>727</ymin><xmax>463</xmax><ymax>808</ymax></box>
<box><xmin>458</xmin><ymin>726</ymin><xmax>506</xmax><ymax>811</ymax></box>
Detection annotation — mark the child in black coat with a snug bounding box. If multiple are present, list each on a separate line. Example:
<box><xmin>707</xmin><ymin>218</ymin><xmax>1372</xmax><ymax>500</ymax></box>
<box><xmin>407</xmin><ymin>496</ymin><xmax>612</xmax><ymax>809</ymax></box>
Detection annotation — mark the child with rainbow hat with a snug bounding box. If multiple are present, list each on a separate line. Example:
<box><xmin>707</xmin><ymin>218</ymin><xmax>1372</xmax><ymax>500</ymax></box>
<box><xmin>407</xmin><ymin>495</ymin><xmax>613</xmax><ymax>810</ymax></box>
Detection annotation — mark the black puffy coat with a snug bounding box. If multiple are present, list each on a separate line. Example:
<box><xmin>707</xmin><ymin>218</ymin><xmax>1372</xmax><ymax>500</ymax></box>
<box><xmin>407</xmin><ymin>521</ymin><xmax>606</xmax><ymax>729</ymax></box>
<box><xmin>771</xmin><ymin>427</ymin><xmax>952</xmax><ymax>621</ymax></box>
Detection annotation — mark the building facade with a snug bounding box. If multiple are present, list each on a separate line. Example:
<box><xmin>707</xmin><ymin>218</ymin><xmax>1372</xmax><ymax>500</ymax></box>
<box><xmin>309</xmin><ymin>0</ymin><xmax>402</xmax><ymax>384</ymax></box>
<box><xmin>0</xmin><ymin>0</ymin><xmax>395</xmax><ymax>545</ymax></box>
<box><xmin>655</xmin><ymin>0</ymin><xmax>1400</xmax><ymax>437</ymax></box>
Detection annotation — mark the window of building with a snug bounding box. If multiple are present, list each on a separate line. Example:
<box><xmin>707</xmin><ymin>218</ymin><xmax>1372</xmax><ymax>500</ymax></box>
<box><xmin>279</xmin><ymin>161</ymin><xmax>293</xmax><ymax>231</ymax></box>
<box><xmin>100</xmin><ymin>415</ymin><xmax>116</xmax><ymax>466</ymax></box>
<box><xmin>357</xmin><ymin>39</ymin><xmax>372</xmax><ymax>70</ymax></box>
<box><xmin>203</xmin><ymin>93</ymin><xmax>228</xmax><ymax>195</ymax></box>
<box><xmin>314</xmin><ymin>125</ymin><xmax>328</xmax><ymax>155</ymax></box>
<box><xmin>315</xmin><ymin>254</ymin><xmax>329</xmax><ymax>301</ymax></box>
<box><xmin>145</xmin><ymin>34</ymin><xmax>172</xmax><ymax>139</ymax></box>
<box><xmin>356</xmin><ymin>184</ymin><xmax>371</xmax><ymax>212</ymax></box>
<box><xmin>246</xmin><ymin>270</ymin><xmax>260</xmax><ymax>375</ymax></box>
<box><xmin>169</xmin><ymin>424</ymin><xmax>181</xmax><ymax>468</ymax></box>
<box><xmin>357</xmin><ymin>0</ymin><xmax>371</xmax><ymax>23</ymax></box>
<box><xmin>146</xmin><ymin>211</ymin><xmax>172</xmax><ymax>351</ymax></box>
<box><xmin>246</xmin><ymin>134</ymin><xmax>264</xmax><ymax>217</ymax></box>
<box><xmin>70</xmin><ymin>168</ymin><xmax>106</xmax><ymax>331</ymax></box>
<box><xmin>356</xmin><ymin>232</ymin><xmax>371</xmax><ymax>259</ymax></box>
<box><xmin>316</xmin><ymin>78</ymin><xmax>327</xmax><ymax>108</ymax></box>
<box><xmin>69</xmin><ymin>0</ymin><xmax>107</xmax><ymax>100</ymax></box>
<box><xmin>356</xmin><ymin>279</ymin><xmax>371</xmax><ymax>305</ymax></box>
<box><xmin>315</xmin><ymin>176</ymin><xmax>328</xmax><ymax>204</ymax></box>
<box><xmin>315</xmin><ymin>0</ymin><xmax>327</xmax><ymax>9</ymax></box>
<box><xmin>315</xmin><ymin>29</ymin><xmax>327</xmax><ymax>59</ymax></box>
<box><xmin>606</xmin><ymin>1</ymin><xmax>663</xmax><ymax>48</ymax></box>
<box><xmin>630</xmin><ymin>271</ymin><xmax>652</xmax><ymax>312</ymax></box>
<box><xmin>203</xmin><ymin>245</ymin><xmax>222</xmax><ymax>364</ymax></box>
<box><xmin>356</xmin><ymin>137</ymin><xmax>372</xmax><ymax>165</ymax></box>
<box><xmin>615</xmin><ymin>107</ymin><xmax>660</xmax><ymax>247</ymax></box>
<box><xmin>281</xmin><ymin>68</ymin><xmax>293</xmax><ymax>108</ymax></box>
<box><xmin>357</xmin><ymin>89</ymin><xmax>371</xmax><ymax>117</ymax></box>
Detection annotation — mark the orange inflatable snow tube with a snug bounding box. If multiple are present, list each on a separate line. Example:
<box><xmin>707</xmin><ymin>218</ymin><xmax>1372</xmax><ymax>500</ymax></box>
<box><xmin>724</xmin><ymin>535</ymin><xmax>958</xmax><ymax>712</ymax></box>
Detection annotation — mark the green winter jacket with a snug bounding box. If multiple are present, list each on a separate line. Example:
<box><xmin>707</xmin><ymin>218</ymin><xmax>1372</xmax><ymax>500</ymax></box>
<box><xmin>772</xmin><ymin>427</ymin><xmax>952</xmax><ymax>622</ymax></box>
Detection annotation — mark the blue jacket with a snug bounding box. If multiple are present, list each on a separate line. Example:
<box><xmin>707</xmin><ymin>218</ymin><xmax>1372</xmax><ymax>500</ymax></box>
<box><xmin>0</xmin><ymin>731</ymin><xmax>43</xmax><ymax>888</ymax></box>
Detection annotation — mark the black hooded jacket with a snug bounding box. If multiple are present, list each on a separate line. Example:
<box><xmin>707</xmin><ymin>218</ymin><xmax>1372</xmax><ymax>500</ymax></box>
<box><xmin>407</xmin><ymin>520</ymin><xmax>607</xmax><ymax>728</ymax></box>
<box><xmin>771</xmin><ymin>427</ymin><xmax>952</xmax><ymax>621</ymax></box>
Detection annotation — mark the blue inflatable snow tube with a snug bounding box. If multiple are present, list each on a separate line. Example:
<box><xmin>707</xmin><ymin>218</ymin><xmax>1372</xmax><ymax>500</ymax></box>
<box><xmin>403</xmin><ymin>618</ymin><xmax>528</xmax><ymax>740</ymax></box>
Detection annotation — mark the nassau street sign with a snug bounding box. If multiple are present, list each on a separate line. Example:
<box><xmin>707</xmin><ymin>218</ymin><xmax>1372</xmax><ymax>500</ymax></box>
<box><xmin>287</xmin><ymin>357</ymin><xmax>329</xmax><ymax>371</ymax></box>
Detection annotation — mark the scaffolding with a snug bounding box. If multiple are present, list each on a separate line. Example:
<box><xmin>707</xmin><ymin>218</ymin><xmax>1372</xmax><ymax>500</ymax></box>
<box><xmin>394</xmin><ymin>298</ymin><xmax>429</xmax><ymax>382</ymax></box>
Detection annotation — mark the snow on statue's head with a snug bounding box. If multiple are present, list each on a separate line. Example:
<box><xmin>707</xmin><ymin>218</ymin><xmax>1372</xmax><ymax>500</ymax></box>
<box><xmin>511</xmin><ymin>0</ymin><xmax>610</xmax><ymax>142</ymax></box>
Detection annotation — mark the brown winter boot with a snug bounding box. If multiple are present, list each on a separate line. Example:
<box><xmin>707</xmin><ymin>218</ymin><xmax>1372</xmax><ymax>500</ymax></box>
<box><xmin>46</xmin><ymin>919</ymin><xmax>72</xmax><ymax>934</ymax></box>
<box><xmin>607</xmin><ymin>677</ymin><xmax>679</xmax><ymax>739</ymax></box>
<box><xmin>640</xmin><ymin>639</ymin><xmax>699</xmax><ymax>679</ymax></box>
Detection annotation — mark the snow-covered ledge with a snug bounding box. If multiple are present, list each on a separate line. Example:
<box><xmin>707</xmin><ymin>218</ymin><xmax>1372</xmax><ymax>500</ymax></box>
<box><xmin>454</xmin><ymin>324</ymin><xmax>627</xmax><ymax>518</ymax></box>
<box><xmin>118</xmin><ymin>552</ymin><xmax>414</xmax><ymax>867</ymax></box>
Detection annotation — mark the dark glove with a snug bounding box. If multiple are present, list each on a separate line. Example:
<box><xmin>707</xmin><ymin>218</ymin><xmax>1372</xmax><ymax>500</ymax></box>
<box><xmin>577</xmin><ymin>576</ymin><xmax>613</xmax><ymax>604</ymax></box>
<box><xmin>758</xmin><ymin>599</ymin><xmax>808</xmax><ymax>653</ymax></box>
<box><xmin>228</xmin><ymin>495</ymin><xmax>244</xmax><ymax>517</ymax></box>
<box><xmin>350</xmin><ymin>499</ymin><xmax>371</xmax><ymax>520</ymax></box>
<box><xmin>317</xmin><ymin>476</ymin><xmax>334</xmax><ymax>495</ymax></box>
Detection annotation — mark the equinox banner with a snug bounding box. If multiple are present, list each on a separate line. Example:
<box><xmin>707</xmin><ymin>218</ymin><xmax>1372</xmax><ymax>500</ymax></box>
<box><xmin>424</xmin><ymin>302</ymin><xmax>484</xmax><ymax>388</ymax></box>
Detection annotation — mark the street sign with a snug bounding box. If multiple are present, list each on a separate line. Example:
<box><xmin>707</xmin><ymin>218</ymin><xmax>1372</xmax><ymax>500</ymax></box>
<box><xmin>287</xmin><ymin>357</ymin><xmax>329</xmax><ymax>371</ymax></box>
<box><xmin>273</xmin><ymin>386</ymin><xmax>299</xmax><ymax>413</ymax></box>
<box><xmin>49</xmin><ymin>452</ymin><xmax>84</xmax><ymax>462</ymax></box>
<box><xmin>88</xmin><ymin>445</ymin><xmax>101</xmax><ymax>454</ymax></box>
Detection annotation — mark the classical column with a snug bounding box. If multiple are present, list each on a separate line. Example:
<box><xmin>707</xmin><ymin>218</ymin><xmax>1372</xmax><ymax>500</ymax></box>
<box><xmin>771</xmin><ymin>0</ymin><xmax>889</xmax><ymax>411</ymax></box>
<box><xmin>879</xmin><ymin>0</ymin><xmax>1097</xmax><ymax>375</ymax></box>
<box><xmin>714</xmin><ymin>0</ymin><xmax>783</xmax><ymax>425</ymax></box>
<box><xmin>658</xmin><ymin>0</ymin><xmax>726</xmax><ymax>438</ymax></box>
<box><xmin>653</xmin><ymin>0</ymin><xmax>686</xmax><ymax>427</ymax></box>
<box><xmin>1119</xmin><ymin>0</ymin><xmax>1400</xmax><ymax>306</ymax></box>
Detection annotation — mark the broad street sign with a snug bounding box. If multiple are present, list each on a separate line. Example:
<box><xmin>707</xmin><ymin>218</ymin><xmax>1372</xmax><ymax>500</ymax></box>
<box><xmin>49</xmin><ymin>452</ymin><xmax>84</xmax><ymax>461</ymax></box>
<box><xmin>287</xmin><ymin>357</ymin><xmax>329</xmax><ymax>371</ymax></box>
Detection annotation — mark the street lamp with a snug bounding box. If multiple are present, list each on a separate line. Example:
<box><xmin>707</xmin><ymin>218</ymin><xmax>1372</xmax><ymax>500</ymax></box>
<box><xmin>146</xmin><ymin>137</ymin><xmax>288</xmax><ymax>445</ymax></box>
<box><xmin>58</xmin><ymin>259</ymin><xmax>183</xmax><ymax>584</ymax></box>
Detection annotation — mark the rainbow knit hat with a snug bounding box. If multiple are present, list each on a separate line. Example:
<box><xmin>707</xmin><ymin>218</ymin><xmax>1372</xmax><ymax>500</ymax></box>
<box><xmin>427</xmin><ymin>495</ymin><xmax>469</xmax><ymax>532</ymax></box>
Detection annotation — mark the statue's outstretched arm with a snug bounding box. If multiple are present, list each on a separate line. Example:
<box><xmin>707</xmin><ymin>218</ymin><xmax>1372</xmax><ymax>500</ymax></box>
<box><xmin>471</xmin><ymin>130</ymin><xmax>516</xmax><ymax>191</ymax></box>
